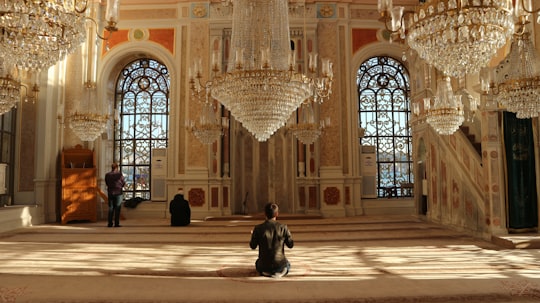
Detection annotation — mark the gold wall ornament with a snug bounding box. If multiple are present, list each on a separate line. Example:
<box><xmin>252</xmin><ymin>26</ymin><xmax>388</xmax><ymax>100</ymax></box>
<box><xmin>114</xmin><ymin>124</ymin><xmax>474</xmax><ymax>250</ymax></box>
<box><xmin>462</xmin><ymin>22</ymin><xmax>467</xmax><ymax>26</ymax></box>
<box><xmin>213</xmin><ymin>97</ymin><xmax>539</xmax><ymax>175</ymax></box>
<box><xmin>318</xmin><ymin>4</ymin><xmax>335</xmax><ymax>18</ymax></box>
<box><xmin>192</xmin><ymin>4</ymin><xmax>208</xmax><ymax>18</ymax></box>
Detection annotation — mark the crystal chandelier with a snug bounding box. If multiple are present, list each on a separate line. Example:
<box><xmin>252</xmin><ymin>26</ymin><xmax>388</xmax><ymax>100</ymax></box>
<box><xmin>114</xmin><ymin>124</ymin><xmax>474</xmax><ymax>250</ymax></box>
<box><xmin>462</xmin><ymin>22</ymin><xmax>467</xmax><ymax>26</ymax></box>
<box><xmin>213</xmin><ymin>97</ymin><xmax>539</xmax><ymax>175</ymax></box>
<box><xmin>379</xmin><ymin>0</ymin><xmax>515</xmax><ymax>78</ymax></box>
<box><xmin>424</xmin><ymin>76</ymin><xmax>464</xmax><ymax>135</ymax></box>
<box><xmin>190</xmin><ymin>0</ymin><xmax>333</xmax><ymax>142</ymax></box>
<box><xmin>69</xmin><ymin>82</ymin><xmax>109</xmax><ymax>141</ymax></box>
<box><xmin>0</xmin><ymin>59</ymin><xmax>21</xmax><ymax>115</ymax></box>
<box><xmin>288</xmin><ymin>100</ymin><xmax>329</xmax><ymax>145</ymax></box>
<box><xmin>67</xmin><ymin>0</ymin><xmax>118</xmax><ymax>142</ymax></box>
<box><xmin>0</xmin><ymin>0</ymin><xmax>120</xmax><ymax>71</ymax></box>
<box><xmin>70</xmin><ymin>112</ymin><xmax>109</xmax><ymax>141</ymax></box>
<box><xmin>187</xmin><ymin>101</ymin><xmax>229</xmax><ymax>145</ymax></box>
<box><xmin>494</xmin><ymin>17</ymin><xmax>540</xmax><ymax>118</ymax></box>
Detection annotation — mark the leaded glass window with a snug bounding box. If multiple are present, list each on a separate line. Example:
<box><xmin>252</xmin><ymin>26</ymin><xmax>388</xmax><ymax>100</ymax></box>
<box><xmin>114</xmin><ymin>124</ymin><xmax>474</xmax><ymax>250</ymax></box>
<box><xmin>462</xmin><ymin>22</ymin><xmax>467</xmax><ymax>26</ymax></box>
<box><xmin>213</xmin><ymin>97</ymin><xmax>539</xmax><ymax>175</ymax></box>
<box><xmin>0</xmin><ymin>110</ymin><xmax>15</xmax><ymax>206</ymax></box>
<box><xmin>114</xmin><ymin>58</ymin><xmax>170</xmax><ymax>200</ymax></box>
<box><xmin>357</xmin><ymin>56</ymin><xmax>413</xmax><ymax>198</ymax></box>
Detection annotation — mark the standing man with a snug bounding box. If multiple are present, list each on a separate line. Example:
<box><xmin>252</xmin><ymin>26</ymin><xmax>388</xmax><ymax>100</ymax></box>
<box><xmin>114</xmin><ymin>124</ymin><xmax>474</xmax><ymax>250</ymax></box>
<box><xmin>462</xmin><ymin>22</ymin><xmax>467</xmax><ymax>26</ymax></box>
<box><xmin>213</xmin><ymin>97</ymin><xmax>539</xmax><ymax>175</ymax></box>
<box><xmin>105</xmin><ymin>163</ymin><xmax>126</xmax><ymax>228</ymax></box>
<box><xmin>249</xmin><ymin>202</ymin><xmax>294</xmax><ymax>278</ymax></box>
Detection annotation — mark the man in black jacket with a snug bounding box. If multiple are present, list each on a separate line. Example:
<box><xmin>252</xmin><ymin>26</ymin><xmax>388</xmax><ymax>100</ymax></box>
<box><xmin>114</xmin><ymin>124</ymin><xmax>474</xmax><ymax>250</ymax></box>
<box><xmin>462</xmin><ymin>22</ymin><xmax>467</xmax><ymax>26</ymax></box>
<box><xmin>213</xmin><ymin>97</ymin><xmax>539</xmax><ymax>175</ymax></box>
<box><xmin>249</xmin><ymin>202</ymin><xmax>294</xmax><ymax>278</ymax></box>
<box><xmin>105</xmin><ymin>163</ymin><xmax>126</xmax><ymax>228</ymax></box>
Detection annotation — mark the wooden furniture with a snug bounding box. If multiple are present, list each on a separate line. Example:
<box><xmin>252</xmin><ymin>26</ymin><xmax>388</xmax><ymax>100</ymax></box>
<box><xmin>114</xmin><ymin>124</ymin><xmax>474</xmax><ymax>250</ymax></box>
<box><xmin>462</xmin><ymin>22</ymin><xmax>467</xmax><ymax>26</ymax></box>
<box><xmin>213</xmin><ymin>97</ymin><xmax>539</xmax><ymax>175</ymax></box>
<box><xmin>61</xmin><ymin>145</ymin><xmax>97</xmax><ymax>224</ymax></box>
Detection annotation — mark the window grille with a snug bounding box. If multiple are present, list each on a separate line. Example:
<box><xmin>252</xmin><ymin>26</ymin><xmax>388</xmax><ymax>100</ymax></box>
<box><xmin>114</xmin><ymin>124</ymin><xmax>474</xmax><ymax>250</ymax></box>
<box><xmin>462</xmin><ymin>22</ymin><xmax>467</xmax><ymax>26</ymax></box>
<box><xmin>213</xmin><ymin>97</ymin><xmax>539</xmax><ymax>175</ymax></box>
<box><xmin>357</xmin><ymin>56</ymin><xmax>413</xmax><ymax>198</ymax></box>
<box><xmin>114</xmin><ymin>58</ymin><xmax>170</xmax><ymax>200</ymax></box>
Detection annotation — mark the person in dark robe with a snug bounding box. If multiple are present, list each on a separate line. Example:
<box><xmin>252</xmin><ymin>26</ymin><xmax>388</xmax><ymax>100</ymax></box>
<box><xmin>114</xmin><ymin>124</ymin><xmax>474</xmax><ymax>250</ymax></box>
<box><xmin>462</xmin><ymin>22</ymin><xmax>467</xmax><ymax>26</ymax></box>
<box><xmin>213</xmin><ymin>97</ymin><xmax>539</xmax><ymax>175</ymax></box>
<box><xmin>169</xmin><ymin>191</ymin><xmax>191</xmax><ymax>226</ymax></box>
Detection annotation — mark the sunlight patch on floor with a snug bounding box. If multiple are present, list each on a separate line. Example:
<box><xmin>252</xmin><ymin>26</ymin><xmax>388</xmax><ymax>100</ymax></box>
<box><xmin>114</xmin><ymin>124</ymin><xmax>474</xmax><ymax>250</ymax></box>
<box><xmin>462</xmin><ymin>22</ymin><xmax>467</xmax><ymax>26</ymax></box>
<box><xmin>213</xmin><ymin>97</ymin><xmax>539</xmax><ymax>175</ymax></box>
<box><xmin>1</xmin><ymin>241</ymin><xmax>539</xmax><ymax>282</ymax></box>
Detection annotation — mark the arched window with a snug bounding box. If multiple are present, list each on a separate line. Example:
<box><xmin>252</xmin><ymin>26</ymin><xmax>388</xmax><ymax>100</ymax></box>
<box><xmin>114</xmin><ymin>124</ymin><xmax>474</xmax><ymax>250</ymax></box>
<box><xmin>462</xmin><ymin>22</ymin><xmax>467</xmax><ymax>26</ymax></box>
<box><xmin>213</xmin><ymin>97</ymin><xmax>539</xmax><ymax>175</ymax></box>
<box><xmin>357</xmin><ymin>56</ymin><xmax>413</xmax><ymax>198</ymax></box>
<box><xmin>114</xmin><ymin>58</ymin><xmax>170</xmax><ymax>200</ymax></box>
<box><xmin>0</xmin><ymin>110</ymin><xmax>15</xmax><ymax>206</ymax></box>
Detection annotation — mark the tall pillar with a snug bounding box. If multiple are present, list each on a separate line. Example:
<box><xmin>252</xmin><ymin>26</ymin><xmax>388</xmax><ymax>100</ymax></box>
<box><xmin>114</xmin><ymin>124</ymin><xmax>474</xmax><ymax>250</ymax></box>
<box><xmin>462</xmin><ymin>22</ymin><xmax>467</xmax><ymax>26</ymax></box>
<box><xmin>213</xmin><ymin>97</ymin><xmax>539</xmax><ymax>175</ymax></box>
<box><xmin>481</xmin><ymin>93</ymin><xmax>507</xmax><ymax>234</ymax></box>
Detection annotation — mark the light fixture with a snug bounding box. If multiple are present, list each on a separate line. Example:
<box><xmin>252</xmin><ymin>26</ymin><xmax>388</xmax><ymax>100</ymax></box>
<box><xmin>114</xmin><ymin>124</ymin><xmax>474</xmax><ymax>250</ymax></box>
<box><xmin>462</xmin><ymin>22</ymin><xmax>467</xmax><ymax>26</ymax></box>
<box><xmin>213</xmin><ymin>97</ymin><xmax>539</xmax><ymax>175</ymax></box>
<box><xmin>288</xmin><ymin>100</ymin><xmax>329</xmax><ymax>145</ymax></box>
<box><xmin>514</xmin><ymin>0</ymin><xmax>540</xmax><ymax>24</ymax></box>
<box><xmin>0</xmin><ymin>58</ymin><xmax>21</xmax><ymax>115</ymax></box>
<box><xmin>187</xmin><ymin>101</ymin><xmax>229</xmax><ymax>145</ymax></box>
<box><xmin>379</xmin><ymin>0</ymin><xmax>515</xmax><ymax>78</ymax></box>
<box><xmin>0</xmin><ymin>0</ymin><xmax>120</xmax><ymax>71</ymax></box>
<box><xmin>493</xmin><ymin>15</ymin><xmax>540</xmax><ymax>118</ymax></box>
<box><xmin>190</xmin><ymin>0</ymin><xmax>333</xmax><ymax>142</ymax></box>
<box><xmin>69</xmin><ymin>112</ymin><xmax>109</xmax><ymax>141</ymax></box>
<box><xmin>67</xmin><ymin>0</ymin><xmax>117</xmax><ymax>142</ymax></box>
<box><xmin>458</xmin><ymin>88</ymin><xmax>479</xmax><ymax>122</ymax></box>
<box><xmin>21</xmin><ymin>83</ymin><xmax>40</xmax><ymax>105</ymax></box>
<box><xmin>87</xmin><ymin>0</ymin><xmax>120</xmax><ymax>41</ymax></box>
<box><xmin>69</xmin><ymin>82</ymin><xmax>109</xmax><ymax>142</ymax></box>
<box><xmin>424</xmin><ymin>76</ymin><xmax>464</xmax><ymax>135</ymax></box>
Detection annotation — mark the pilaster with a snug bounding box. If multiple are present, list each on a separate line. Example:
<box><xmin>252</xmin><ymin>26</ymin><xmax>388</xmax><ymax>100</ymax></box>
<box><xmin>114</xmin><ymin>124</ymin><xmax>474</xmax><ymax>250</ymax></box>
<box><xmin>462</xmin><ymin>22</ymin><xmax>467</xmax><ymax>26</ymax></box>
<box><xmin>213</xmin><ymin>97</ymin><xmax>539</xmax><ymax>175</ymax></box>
<box><xmin>481</xmin><ymin>94</ymin><xmax>507</xmax><ymax>235</ymax></box>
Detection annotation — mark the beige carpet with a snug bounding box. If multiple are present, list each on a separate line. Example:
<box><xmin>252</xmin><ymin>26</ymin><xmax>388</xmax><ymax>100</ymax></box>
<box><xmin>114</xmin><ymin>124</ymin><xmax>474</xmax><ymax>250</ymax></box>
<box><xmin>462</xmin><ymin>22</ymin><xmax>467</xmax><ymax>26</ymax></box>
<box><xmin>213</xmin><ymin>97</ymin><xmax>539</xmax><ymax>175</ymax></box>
<box><xmin>0</xmin><ymin>215</ymin><xmax>539</xmax><ymax>302</ymax></box>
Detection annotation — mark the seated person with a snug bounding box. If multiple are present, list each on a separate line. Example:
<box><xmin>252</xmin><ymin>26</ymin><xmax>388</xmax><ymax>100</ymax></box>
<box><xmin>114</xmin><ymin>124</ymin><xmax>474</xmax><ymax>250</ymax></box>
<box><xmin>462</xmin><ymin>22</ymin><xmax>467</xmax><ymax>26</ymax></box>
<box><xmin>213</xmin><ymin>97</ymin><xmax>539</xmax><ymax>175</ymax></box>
<box><xmin>249</xmin><ymin>202</ymin><xmax>294</xmax><ymax>278</ymax></box>
<box><xmin>169</xmin><ymin>191</ymin><xmax>191</xmax><ymax>226</ymax></box>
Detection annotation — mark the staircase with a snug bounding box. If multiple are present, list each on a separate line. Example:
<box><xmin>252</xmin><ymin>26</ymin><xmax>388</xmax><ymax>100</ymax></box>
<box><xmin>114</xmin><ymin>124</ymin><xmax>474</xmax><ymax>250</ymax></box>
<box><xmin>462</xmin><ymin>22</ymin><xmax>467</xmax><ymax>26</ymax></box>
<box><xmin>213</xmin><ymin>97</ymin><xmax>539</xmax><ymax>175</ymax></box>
<box><xmin>460</xmin><ymin>125</ymin><xmax>482</xmax><ymax>155</ymax></box>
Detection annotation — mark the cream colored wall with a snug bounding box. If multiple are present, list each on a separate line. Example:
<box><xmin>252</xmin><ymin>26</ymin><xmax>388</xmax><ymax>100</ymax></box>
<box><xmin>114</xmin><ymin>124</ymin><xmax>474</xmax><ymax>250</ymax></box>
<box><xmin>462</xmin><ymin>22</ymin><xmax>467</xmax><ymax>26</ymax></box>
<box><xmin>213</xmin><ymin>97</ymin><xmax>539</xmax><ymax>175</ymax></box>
<box><xmin>4</xmin><ymin>1</ymin><xmax>538</xmax><ymax>238</ymax></box>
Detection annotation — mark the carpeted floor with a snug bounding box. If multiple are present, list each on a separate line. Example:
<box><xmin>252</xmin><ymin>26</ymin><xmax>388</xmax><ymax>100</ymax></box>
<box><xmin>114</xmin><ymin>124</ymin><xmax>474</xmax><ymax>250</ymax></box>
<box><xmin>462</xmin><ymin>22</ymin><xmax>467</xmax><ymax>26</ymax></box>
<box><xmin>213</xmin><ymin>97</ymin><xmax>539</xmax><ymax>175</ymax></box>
<box><xmin>0</xmin><ymin>215</ymin><xmax>539</xmax><ymax>302</ymax></box>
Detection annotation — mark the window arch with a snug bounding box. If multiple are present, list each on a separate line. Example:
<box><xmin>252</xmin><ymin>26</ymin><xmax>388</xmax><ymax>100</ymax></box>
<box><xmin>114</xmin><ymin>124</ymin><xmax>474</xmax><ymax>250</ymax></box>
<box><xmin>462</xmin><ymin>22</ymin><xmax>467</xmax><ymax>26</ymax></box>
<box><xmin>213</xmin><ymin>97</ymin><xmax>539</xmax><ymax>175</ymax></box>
<box><xmin>357</xmin><ymin>56</ymin><xmax>412</xmax><ymax>198</ymax></box>
<box><xmin>114</xmin><ymin>58</ymin><xmax>170</xmax><ymax>200</ymax></box>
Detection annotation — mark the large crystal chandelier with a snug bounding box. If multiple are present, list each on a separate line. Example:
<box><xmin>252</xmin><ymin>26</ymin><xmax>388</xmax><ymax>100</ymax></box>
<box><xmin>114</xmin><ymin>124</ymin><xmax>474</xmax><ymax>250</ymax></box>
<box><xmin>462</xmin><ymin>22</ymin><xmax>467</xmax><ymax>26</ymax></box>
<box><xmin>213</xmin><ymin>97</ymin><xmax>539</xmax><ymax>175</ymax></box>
<box><xmin>0</xmin><ymin>0</ymin><xmax>120</xmax><ymax>71</ymax></box>
<box><xmin>190</xmin><ymin>0</ymin><xmax>333</xmax><ymax>142</ymax></box>
<box><xmin>379</xmin><ymin>0</ymin><xmax>515</xmax><ymax>78</ymax></box>
<box><xmin>69</xmin><ymin>82</ymin><xmax>109</xmax><ymax>141</ymax></box>
<box><xmin>68</xmin><ymin>0</ymin><xmax>118</xmax><ymax>142</ymax></box>
<box><xmin>493</xmin><ymin>11</ymin><xmax>540</xmax><ymax>119</ymax></box>
<box><xmin>379</xmin><ymin>0</ymin><xmax>518</xmax><ymax>135</ymax></box>
<box><xmin>0</xmin><ymin>58</ymin><xmax>21</xmax><ymax>115</ymax></box>
<box><xmin>187</xmin><ymin>101</ymin><xmax>229</xmax><ymax>145</ymax></box>
<box><xmin>424</xmin><ymin>76</ymin><xmax>464</xmax><ymax>135</ymax></box>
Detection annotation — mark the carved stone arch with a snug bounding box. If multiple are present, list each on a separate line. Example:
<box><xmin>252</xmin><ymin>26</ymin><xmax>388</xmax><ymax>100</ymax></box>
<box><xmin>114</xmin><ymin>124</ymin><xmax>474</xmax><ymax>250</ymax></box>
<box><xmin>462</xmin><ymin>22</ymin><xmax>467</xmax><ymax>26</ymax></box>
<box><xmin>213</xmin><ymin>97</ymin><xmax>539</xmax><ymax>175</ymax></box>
<box><xmin>352</xmin><ymin>42</ymin><xmax>413</xmax><ymax>198</ymax></box>
<box><xmin>96</xmin><ymin>41</ymin><xmax>178</xmax><ymax>181</ymax></box>
<box><xmin>348</xmin><ymin>41</ymin><xmax>406</xmax><ymax>143</ymax></box>
<box><xmin>98</xmin><ymin>41</ymin><xmax>177</xmax><ymax>113</ymax></box>
<box><xmin>350</xmin><ymin>41</ymin><xmax>406</xmax><ymax>110</ymax></box>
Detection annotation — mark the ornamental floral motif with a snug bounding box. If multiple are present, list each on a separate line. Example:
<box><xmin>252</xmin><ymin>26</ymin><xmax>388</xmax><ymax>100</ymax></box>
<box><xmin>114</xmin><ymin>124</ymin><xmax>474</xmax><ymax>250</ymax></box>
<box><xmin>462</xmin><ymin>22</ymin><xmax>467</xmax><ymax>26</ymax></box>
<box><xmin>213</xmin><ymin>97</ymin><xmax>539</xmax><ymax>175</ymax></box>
<box><xmin>318</xmin><ymin>4</ymin><xmax>335</xmax><ymax>18</ymax></box>
<box><xmin>192</xmin><ymin>4</ymin><xmax>208</xmax><ymax>18</ymax></box>
<box><xmin>188</xmin><ymin>188</ymin><xmax>205</xmax><ymax>207</ymax></box>
<box><xmin>323</xmin><ymin>187</ymin><xmax>340</xmax><ymax>205</ymax></box>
